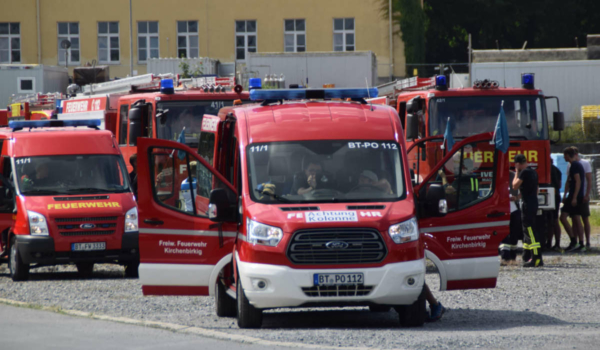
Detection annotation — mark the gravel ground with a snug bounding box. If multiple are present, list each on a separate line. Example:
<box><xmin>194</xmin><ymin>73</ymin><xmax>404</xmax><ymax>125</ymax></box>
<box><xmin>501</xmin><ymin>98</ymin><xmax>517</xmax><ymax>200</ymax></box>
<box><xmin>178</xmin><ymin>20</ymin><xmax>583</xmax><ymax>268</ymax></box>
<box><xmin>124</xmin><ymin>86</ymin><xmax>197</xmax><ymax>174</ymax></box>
<box><xmin>1</xmin><ymin>233</ymin><xmax>599</xmax><ymax>350</ymax></box>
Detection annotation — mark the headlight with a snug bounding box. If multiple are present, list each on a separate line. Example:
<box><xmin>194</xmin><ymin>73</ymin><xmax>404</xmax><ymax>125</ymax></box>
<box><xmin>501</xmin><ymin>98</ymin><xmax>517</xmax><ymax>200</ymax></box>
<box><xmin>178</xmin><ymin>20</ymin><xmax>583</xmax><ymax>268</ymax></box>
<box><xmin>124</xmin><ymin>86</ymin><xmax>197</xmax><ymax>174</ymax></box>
<box><xmin>28</xmin><ymin>211</ymin><xmax>49</xmax><ymax>236</ymax></box>
<box><xmin>246</xmin><ymin>219</ymin><xmax>283</xmax><ymax>246</ymax></box>
<box><xmin>389</xmin><ymin>217</ymin><xmax>419</xmax><ymax>244</ymax></box>
<box><xmin>125</xmin><ymin>207</ymin><xmax>138</xmax><ymax>232</ymax></box>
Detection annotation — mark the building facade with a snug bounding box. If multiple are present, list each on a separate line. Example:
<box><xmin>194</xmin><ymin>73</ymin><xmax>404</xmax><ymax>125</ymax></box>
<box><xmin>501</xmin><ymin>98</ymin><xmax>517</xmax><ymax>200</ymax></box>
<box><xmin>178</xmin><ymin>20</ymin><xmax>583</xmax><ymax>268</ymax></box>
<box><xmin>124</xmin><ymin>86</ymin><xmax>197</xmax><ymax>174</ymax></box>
<box><xmin>0</xmin><ymin>0</ymin><xmax>405</xmax><ymax>82</ymax></box>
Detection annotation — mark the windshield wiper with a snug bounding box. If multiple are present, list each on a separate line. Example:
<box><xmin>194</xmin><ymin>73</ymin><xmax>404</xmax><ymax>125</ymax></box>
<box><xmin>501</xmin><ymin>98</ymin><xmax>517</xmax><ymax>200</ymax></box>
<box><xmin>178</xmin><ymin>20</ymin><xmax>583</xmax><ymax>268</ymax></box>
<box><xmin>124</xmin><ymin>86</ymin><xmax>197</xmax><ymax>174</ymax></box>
<box><xmin>66</xmin><ymin>188</ymin><xmax>113</xmax><ymax>193</ymax></box>
<box><xmin>21</xmin><ymin>189</ymin><xmax>67</xmax><ymax>195</ymax></box>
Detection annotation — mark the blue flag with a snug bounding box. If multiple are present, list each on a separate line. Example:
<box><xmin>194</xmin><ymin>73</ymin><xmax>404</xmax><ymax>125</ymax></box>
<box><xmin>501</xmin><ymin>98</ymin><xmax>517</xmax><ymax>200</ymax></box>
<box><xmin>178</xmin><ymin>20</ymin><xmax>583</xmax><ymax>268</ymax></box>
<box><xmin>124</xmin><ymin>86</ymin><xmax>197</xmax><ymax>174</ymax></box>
<box><xmin>443</xmin><ymin>117</ymin><xmax>454</xmax><ymax>150</ymax></box>
<box><xmin>493</xmin><ymin>102</ymin><xmax>510</xmax><ymax>153</ymax></box>
<box><xmin>177</xmin><ymin>127</ymin><xmax>186</xmax><ymax>160</ymax></box>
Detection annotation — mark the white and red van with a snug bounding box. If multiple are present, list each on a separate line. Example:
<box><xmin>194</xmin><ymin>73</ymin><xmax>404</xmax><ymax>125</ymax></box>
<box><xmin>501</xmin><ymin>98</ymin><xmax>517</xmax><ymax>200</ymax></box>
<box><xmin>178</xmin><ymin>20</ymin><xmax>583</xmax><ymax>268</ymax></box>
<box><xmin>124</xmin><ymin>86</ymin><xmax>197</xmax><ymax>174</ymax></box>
<box><xmin>136</xmin><ymin>85</ymin><xmax>510</xmax><ymax>328</ymax></box>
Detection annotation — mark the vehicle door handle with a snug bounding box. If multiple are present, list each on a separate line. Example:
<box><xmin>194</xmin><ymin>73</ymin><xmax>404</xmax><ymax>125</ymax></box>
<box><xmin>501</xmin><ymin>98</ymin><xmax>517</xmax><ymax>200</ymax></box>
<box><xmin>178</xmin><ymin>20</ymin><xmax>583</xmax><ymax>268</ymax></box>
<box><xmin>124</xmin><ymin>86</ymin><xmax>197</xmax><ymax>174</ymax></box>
<box><xmin>487</xmin><ymin>212</ymin><xmax>507</xmax><ymax>218</ymax></box>
<box><xmin>144</xmin><ymin>219</ymin><xmax>164</xmax><ymax>225</ymax></box>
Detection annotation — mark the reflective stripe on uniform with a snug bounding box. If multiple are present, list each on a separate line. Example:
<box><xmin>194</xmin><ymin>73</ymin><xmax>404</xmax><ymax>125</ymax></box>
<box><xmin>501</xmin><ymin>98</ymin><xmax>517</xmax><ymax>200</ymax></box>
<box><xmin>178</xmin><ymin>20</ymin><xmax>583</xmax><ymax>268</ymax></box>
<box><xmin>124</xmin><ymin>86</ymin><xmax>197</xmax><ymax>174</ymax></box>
<box><xmin>470</xmin><ymin>178</ymin><xmax>479</xmax><ymax>192</ymax></box>
<box><xmin>499</xmin><ymin>243</ymin><xmax>517</xmax><ymax>251</ymax></box>
<box><xmin>527</xmin><ymin>226</ymin><xmax>539</xmax><ymax>255</ymax></box>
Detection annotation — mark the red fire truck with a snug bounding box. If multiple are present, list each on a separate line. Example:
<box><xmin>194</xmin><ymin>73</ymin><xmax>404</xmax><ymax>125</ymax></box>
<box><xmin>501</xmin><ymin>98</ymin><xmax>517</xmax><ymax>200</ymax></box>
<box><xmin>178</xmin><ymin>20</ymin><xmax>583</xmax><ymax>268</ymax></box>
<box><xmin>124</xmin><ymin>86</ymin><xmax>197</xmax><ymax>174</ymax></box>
<box><xmin>3</xmin><ymin>93</ymin><xmax>65</xmax><ymax>124</ymax></box>
<box><xmin>376</xmin><ymin>74</ymin><xmax>564</xmax><ymax>230</ymax></box>
<box><xmin>135</xmin><ymin>83</ymin><xmax>510</xmax><ymax>328</ymax></box>
<box><xmin>0</xmin><ymin>119</ymin><xmax>138</xmax><ymax>281</ymax></box>
<box><xmin>57</xmin><ymin>74</ymin><xmax>249</xmax><ymax>174</ymax></box>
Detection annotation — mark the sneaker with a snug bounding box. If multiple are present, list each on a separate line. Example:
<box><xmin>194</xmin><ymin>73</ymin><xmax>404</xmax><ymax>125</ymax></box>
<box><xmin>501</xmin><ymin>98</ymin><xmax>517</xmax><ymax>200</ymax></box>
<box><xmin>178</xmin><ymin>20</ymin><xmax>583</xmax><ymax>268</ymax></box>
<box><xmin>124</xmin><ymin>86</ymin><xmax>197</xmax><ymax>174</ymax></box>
<box><xmin>523</xmin><ymin>259</ymin><xmax>543</xmax><ymax>267</ymax></box>
<box><xmin>426</xmin><ymin>302</ymin><xmax>446</xmax><ymax>322</ymax></box>
<box><xmin>565</xmin><ymin>242</ymin><xmax>576</xmax><ymax>251</ymax></box>
<box><xmin>551</xmin><ymin>245</ymin><xmax>564</xmax><ymax>253</ymax></box>
<box><xmin>572</xmin><ymin>244</ymin><xmax>584</xmax><ymax>252</ymax></box>
<box><xmin>566</xmin><ymin>243</ymin><xmax>581</xmax><ymax>252</ymax></box>
<box><xmin>580</xmin><ymin>246</ymin><xmax>588</xmax><ymax>252</ymax></box>
<box><xmin>587</xmin><ymin>243</ymin><xmax>591</xmax><ymax>250</ymax></box>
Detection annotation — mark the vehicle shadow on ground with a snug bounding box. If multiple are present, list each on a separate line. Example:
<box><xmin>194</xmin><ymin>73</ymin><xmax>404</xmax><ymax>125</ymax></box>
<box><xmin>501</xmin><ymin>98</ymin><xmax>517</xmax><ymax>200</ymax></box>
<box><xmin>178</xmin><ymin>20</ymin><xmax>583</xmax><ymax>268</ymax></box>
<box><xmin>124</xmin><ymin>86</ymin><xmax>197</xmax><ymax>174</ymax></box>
<box><xmin>0</xmin><ymin>267</ymin><xmax>132</xmax><ymax>281</ymax></box>
<box><xmin>259</xmin><ymin>308</ymin><xmax>568</xmax><ymax>331</ymax></box>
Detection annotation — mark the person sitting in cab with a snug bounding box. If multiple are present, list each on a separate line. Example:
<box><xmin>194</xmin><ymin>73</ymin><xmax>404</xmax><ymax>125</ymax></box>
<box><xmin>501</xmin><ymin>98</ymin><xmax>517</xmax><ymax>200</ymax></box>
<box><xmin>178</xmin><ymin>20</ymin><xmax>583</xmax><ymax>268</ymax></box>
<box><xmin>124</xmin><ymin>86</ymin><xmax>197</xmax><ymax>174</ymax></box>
<box><xmin>356</xmin><ymin>170</ymin><xmax>393</xmax><ymax>194</ymax></box>
<box><xmin>291</xmin><ymin>158</ymin><xmax>334</xmax><ymax>195</ymax></box>
<box><xmin>20</xmin><ymin>162</ymin><xmax>53</xmax><ymax>190</ymax></box>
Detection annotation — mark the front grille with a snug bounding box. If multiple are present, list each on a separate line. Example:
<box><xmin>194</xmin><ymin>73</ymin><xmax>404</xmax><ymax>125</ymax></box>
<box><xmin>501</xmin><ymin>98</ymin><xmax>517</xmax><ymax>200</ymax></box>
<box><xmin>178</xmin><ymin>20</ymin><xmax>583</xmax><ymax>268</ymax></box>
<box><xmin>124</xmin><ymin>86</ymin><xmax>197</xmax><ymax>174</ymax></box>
<box><xmin>55</xmin><ymin>216</ymin><xmax>118</xmax><ymax>223</ymax></box>
<box><xmin>287</xmin><ymin>228</ymin><xmax>387</xmax><ymax>265</ymax></box>
<box><xmin>347</xmin><ymin>205</ymin><xmax>385</xmax><ymax>210</ymax></box>
<box><xmin>280</xmin><ymin>207</ymin><xmax>319</xmax><ymax>211</ymax></box>
<box><xmin>60</xmin><ymin>230</ymin><xmax>115</xmax><ymax>236</ymax></box>
<box><xmin>302</xmin><ymin>285</ymin><xmax>374</xmax><ymax>297</ymax></box>
<box><xmin>58</xmin><ymin>223</ymin><xmax>117</xmax><ymax>230</ymax></box>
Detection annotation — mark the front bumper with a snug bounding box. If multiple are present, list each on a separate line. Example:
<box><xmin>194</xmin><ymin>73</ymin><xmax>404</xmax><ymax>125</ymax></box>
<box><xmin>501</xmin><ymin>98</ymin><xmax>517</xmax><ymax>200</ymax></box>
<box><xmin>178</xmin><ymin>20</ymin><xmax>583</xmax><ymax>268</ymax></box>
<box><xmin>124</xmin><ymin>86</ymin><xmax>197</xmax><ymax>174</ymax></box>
<box><xmin>237</xmin><ymin>257</ymin><xmax>426</xmax><ymax>309</ymax></box>
<box><xmin>15</xmin><ymin>232</ymin><xmax>139</xmax><ymax>265</ymax></box>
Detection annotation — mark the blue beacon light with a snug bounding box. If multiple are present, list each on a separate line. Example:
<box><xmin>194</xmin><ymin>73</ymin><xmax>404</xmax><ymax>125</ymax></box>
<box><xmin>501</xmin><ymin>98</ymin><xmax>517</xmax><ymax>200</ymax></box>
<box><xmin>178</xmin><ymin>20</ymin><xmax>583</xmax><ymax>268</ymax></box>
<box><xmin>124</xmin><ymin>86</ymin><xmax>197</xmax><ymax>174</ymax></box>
<box><xmin>249</xmin><ymin>87</ymin><xmax>379</xmax><ymax>101</ymax></box>
<box><xmin>435</xmin><ymin>75</ymin><xmax>448</xmax><ymax>91</ymax></box>
<box><xmin>160</xmin><ymin>78</ymin><xmax>174</xmax><ymax>94</ymax></box>
<box><xmin>521</xmin><ymin>73</ymin><xmax>534</xmax><ymax>89</ymax></box>
<box><xmin>249</xmin><ymin>78</ymin><xmax>262</xmax><ymax>90</ymax></box>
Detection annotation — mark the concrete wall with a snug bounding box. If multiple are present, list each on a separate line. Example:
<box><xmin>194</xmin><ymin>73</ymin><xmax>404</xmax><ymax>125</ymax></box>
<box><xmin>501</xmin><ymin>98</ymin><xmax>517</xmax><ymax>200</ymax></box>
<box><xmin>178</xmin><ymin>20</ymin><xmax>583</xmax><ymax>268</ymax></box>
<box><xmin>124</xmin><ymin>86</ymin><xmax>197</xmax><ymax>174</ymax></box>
<box><xmin>1</xmin><ymin>0</ymin><xmax>405</xmax><ymax>80</ymax></box>
<box><xmin>473</xmin><ymin>48</ymin><xmax>587</xmax><ymax>63</ymax></box>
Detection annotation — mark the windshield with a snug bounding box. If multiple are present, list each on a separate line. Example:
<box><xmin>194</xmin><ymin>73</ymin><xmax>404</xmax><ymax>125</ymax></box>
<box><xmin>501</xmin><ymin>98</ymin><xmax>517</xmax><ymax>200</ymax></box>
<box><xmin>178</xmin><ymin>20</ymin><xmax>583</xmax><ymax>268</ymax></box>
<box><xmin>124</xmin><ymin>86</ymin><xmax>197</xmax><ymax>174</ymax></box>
<box><xmin>247</xmin><ymin>140</ymin><xmax>405</xmax><ymax>204</ymax></box>
<box><xmin>156</xmin><ymin>100</ymin><xmax>233</xmax><ymax>148</ymax></box>
<box><xmin>15</xmin><ymin>155</ymin><xmax>130</xmax><ymax>196</ymax></box>
<box><xmin>429</xmin><ymin>95</ymin><xmax>548</xmax><ymax>140</ymax></box>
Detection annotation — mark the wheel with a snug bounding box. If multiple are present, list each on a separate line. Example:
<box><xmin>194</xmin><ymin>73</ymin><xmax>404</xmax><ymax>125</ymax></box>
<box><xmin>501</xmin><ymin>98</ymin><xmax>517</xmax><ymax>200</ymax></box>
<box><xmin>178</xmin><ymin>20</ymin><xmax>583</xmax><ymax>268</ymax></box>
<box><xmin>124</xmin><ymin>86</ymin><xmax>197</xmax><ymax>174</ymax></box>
<box><xmin>215</xmin><ymin>278</ymin><xmax>237</xmax><ymax>317</ymax></box>
<box><xmin>124</xmin><ymin>262</ymin><xmax>139</xmax><ymax>278</ymax></box>
<box><xmin>236</xmin><ymin>278</ymin><xmax>262</xmax><ymax>328</ymax></box>
<box><xmin>369</xmin><ymin>305</ymin><xmax>392</xmax><ymax>313</ymax></box>
<box><xmin>395</xmin><ymin>287</ymin><xmax>426</xmax><ymax>327</ymax></box>
<box><xmin>76</xmin><ymin>263</ymin><xmax>94</xmax><ymax>278</ymax></box>
<box><xmin>9</xmin><ymin>237</ymin><xmax>29</xmax><ymax>281</ymax></box>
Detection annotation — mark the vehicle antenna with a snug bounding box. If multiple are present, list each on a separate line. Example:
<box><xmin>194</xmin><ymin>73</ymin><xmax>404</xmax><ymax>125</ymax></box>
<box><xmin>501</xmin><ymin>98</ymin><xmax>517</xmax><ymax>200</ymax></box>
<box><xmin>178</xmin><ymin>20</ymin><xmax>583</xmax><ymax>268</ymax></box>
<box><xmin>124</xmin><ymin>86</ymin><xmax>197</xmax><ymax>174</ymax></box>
<box><xmin>365</xmin><ymin>77</ymin><xmax>373</xmax><ymax>111</ymax></box>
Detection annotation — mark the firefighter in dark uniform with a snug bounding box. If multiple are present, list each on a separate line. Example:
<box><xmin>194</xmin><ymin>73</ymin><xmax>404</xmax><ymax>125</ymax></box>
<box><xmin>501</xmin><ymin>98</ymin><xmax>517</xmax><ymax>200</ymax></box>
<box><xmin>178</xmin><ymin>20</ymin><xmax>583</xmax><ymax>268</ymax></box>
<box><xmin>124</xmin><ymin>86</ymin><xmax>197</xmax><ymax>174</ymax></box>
<box><xmin>512</xmin><ymin>154</ymin><xmax>542</xmax><ymax>267</ymax></box>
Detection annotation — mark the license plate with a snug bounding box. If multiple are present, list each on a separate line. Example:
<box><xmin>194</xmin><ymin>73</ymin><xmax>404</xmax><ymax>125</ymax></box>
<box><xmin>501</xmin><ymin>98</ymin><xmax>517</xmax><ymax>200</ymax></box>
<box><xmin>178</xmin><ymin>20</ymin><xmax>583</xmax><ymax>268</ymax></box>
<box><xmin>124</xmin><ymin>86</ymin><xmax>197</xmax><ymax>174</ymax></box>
<box><xmin>314</xmin><ymin>273</ymin><xmax>364</xmax><ymax>286</ymax></box>
<box><xmin>71</xmin><ymin>242</ymin><xmax>106</xmax><ymax>251</ymax></box>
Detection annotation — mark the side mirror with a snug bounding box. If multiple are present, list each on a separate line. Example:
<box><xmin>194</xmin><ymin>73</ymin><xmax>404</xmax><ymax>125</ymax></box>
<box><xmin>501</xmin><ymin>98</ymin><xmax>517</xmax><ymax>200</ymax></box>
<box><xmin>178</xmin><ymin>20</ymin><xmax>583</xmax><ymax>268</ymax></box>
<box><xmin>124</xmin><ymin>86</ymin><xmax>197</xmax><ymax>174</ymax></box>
<box><xmin>406</xmin><ymin>97</ymin><xmax>422</xmax><ymax>114</ymax></box>
<box><xmin>406</xmin><ymin>114</ymin><xmax>419</xmax><ymax>140</ymax></box>
<box><xmin>553</xmin><ymin>111</ymin><xmax>564</xmax><ymax>131</ymax></box>
<box><xmin>128</xmin><ymin>107</ymin><xmax>143</xmax><ymax>146</ymax></box>
<box><xmin>208</xmin><ymin>188</ymin><xmax>237</xmax><ymax>222</ymax></box>
<box><xmin>425</xmin><ymin>184</ymin><xmax>447</xmax><ymax>217</ymax></box>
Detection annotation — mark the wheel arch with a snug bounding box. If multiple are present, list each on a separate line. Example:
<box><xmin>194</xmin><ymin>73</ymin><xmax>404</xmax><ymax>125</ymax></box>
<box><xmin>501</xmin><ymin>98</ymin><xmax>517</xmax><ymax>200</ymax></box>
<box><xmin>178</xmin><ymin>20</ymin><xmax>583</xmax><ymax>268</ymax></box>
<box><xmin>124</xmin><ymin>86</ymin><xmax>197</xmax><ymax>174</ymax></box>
<box><xmin>425</xmin><ymin>249</ymin><xmax>448</xmax><ymax>291</ymax></box>
<box><xmin>208</xmin><ymin>253</ymin><xmax>233</xmax><ymax>296</ymax></box>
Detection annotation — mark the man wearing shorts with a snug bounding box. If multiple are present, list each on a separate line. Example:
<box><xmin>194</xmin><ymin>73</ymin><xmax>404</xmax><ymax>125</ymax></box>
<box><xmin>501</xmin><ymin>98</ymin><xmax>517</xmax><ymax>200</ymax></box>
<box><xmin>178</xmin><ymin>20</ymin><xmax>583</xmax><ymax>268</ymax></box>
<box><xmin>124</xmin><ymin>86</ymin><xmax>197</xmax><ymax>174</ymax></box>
<box><xmin>548</xmin><ymin>159</ymin><xmax>562</xmax><ymax>251</ymax></box>
<box><xmin>572</xmin><ymin>147</ymin><xmax>592</xmax><ymax>251</ymax></box>
<box><xmin>561</xmin><ymin>147</ymin><xmax>585</xmax><ymax>252</ymax></box>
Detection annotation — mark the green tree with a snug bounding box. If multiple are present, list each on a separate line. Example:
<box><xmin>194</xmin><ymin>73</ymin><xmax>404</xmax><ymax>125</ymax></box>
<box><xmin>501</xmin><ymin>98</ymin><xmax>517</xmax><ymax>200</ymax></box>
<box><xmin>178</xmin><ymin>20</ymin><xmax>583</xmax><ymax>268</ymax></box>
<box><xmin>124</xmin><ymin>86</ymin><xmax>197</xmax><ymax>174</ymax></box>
<box><xmin>380</xmin><ymin>0</ymin><xmax>426</xmax><ymax>68</ymax></box>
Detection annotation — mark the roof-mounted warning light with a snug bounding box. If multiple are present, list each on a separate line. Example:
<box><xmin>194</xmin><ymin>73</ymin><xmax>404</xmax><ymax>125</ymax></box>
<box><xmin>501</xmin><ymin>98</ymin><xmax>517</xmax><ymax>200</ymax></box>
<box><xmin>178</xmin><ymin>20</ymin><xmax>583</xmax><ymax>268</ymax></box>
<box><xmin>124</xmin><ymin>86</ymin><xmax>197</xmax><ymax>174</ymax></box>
<box><xmin>522</xmin><ymin>73</ymin><xmax>535</xmax><ymax>89</ymax></box>
<box><xmin>160</xmin><ymin>78</ymin><xmax>174</xmax><ymax>94</ymax></box>
<box><xmin>9</xmin><ymin>119</ymin><xmax>101</xmax><ymax>131</ymax></box>
<box><xmin>435</xmin><ymin>75</ymin><xmax>448</xmax><ymax>91</ymax></box>
<box><xmin>249</xmin><ymin>78</ymin><xmax>262</xmax><ymax>90</ymax></box>
<box><xmin>249</xmin><ymin>88</ymin><xmax>379</xmax><ymax>101</ymax></box>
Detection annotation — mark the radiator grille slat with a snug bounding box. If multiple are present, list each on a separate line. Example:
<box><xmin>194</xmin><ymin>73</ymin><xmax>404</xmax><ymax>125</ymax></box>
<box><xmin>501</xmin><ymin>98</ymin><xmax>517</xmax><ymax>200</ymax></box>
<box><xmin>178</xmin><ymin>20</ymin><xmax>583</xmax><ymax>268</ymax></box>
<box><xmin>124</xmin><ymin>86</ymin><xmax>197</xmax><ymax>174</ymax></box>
<box><xmin>60</xmin><ymin>230</ymin><xmax>115</xmax><ymax>236</ymax></box>
<box><xmin>55</xmin><ymin>216</ymin><xmax>118</xmax><ymax>223</ymax></box>
<box><xmin>302</xmin><ymin>285</ymin><xmax>374</xmax><ymax>297</ymax></box>
<box><xmin>287</xmin><ymin>228</ymin><xmax>387</xmax><ymax>265</ymax></box>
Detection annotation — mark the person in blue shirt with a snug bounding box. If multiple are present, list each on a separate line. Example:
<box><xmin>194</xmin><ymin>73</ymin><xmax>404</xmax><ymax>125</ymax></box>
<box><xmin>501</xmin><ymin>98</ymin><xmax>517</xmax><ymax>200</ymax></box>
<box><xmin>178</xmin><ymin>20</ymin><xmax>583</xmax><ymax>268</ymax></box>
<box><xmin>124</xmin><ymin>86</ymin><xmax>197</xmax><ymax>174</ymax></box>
<box><xmin>180</xmin><ymin>161</ymin><xmax>198</xmax><ymax>213</ymax></box>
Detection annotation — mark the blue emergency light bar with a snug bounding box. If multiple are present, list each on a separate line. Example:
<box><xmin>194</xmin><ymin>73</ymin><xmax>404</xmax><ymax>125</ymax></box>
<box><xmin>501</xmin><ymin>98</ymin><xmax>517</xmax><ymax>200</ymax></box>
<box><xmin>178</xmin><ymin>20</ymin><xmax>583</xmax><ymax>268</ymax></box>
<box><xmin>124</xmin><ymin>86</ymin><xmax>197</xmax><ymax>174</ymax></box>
<box><xmin>249</xmin><ymin>87</ymin><xmax>379</xmax><ymax>101</ymax></box>
<box><xmin>9</xmin><ymin>119</ymin><xmax>101</xmax><ymax>131</ymax></box>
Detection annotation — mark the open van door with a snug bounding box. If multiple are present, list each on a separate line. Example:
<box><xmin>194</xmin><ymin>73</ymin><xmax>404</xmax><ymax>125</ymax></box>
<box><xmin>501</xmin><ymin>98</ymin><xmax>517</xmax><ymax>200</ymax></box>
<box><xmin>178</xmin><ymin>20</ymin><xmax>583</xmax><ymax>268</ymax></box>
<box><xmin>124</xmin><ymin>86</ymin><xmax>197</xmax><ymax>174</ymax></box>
<box><xmin>137</xmin><ymin>137</ymin><xmax>237</xmax><ymax>296</ymax></box>
<box><xmin>408</xmin><ymin>133</ymin><xmax>510</xmax><ymax>291</ymax></box>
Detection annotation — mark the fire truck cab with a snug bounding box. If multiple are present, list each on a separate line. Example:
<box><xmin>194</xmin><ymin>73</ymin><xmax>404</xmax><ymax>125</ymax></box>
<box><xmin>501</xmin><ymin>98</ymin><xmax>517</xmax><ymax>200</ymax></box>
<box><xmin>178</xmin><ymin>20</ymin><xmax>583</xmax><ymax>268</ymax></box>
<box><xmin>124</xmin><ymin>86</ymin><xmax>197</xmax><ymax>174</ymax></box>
<box><xmin>377</xmin><ymin>74</ymin><xmax>564</xmax><ymax>228</ymax></box>
<box><xmin>0</xmin><ymin>119</ymin><xmax>138</xmax><ymax>281</ymax></box>
<box><xmin>136</xmin><ymin>85</ymin><xmax>510</xmax><ymax>328</ymax></box>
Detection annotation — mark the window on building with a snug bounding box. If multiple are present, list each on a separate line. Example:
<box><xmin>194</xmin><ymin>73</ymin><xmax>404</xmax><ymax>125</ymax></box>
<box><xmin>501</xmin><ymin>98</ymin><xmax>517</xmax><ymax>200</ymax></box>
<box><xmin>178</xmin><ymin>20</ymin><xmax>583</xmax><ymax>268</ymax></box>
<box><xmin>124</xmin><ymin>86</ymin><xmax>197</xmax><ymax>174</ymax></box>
<box><xmin>235</xmin><ymin>20</ymin><xmax>256</xmax><ymax>61</ymax></box>
<box><xmin>58</xmin><ymin>22</ymin><xmax>80</xmax><ymax>65</ymax></box>
<box><xmin>333</xmin><ymin>18</ymin><xmax>355</xmax><ymax>52</ymax></box>
<box><xmin>177</xmin><ymin>21</ymin><xmax>198</xmax><ymax>58</ymax></box>
<box><xmin>17</xmin><ymin>77</ymin><xmax>34</xmax><ymax>93</ymax></box>
<box><xmin>138</xmin><ymin>21</ymin><xmax>159</xmax><ymax>63</ymax></box>
<box><xmin>0</xmin><ymin>23</ymin><xmax>21</xmax><ymax>63</ymax></box>
<box><xmin>284</xmin><ymin>19</ymin><xmax>305</xmax><ymax>52</ymax></box>
<box><xmin>98</xmin><ymin>22</ymin><xmax>120</xmax><ymax>63</ymax></box>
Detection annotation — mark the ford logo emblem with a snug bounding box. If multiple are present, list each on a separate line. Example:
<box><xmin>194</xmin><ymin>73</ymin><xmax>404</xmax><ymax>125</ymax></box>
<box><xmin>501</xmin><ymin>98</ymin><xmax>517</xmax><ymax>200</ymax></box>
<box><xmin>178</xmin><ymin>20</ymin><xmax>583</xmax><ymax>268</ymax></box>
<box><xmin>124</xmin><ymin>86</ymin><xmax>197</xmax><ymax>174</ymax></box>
<box><xmin>325</xmin><ymin>241</ymin><xmax>349</xmax><ymax>250</ymax></box>
<box><xmin>80</xmin><ymin>223</ymin><xmax>96</xmax><ymax>229</ymax></box>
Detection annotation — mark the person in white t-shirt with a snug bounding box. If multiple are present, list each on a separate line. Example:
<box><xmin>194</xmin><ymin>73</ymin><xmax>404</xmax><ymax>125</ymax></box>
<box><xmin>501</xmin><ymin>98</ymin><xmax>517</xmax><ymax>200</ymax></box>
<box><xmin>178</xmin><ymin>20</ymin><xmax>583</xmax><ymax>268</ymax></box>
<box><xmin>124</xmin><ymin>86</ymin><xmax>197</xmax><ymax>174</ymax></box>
<box><xmin>179</xmin><ymin>161</ymin><xmax>198</xmax><ymax>213</ymax></box>
<box><xmin>573</xmin><ymin>147</ymin><xmax>592</xmax><ymax>250</ymax></box>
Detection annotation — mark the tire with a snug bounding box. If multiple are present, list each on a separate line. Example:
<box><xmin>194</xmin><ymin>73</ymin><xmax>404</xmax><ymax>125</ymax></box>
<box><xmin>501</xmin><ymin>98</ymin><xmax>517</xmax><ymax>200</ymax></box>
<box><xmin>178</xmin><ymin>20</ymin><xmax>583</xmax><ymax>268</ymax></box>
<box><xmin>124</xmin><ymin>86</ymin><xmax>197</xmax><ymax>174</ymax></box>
<box><xmin>369</xmin><ymin>305</ymin><xmax>392</xmax><ymax>313</ymax></box>
<box><xmin>215</xmin><ymin>278</ymin><xmax>237</xmax><ymax>317</ymax></box>
<box><xmin>236</xmin><ymin>278</ymin><xmax>262</xmax><ymax>328</ymax></box>
<box><xmin>76</xmin><ymin>263</ymin><xmax>94</xmax><ymax>278</ymax></box>
<box><xmin>124</xmin><ymin>262</ymin><xmax>139</xmax><ymax>278</ymax></box>
<box><xmin>395</xmin><ymin>287</ymin><xmax>426</xmax><ymax>327</ymax></box>
<box><xmin>9</xmin><ymin>237</ymin><xmax>29</xmax><ymax>281</ymax></box>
